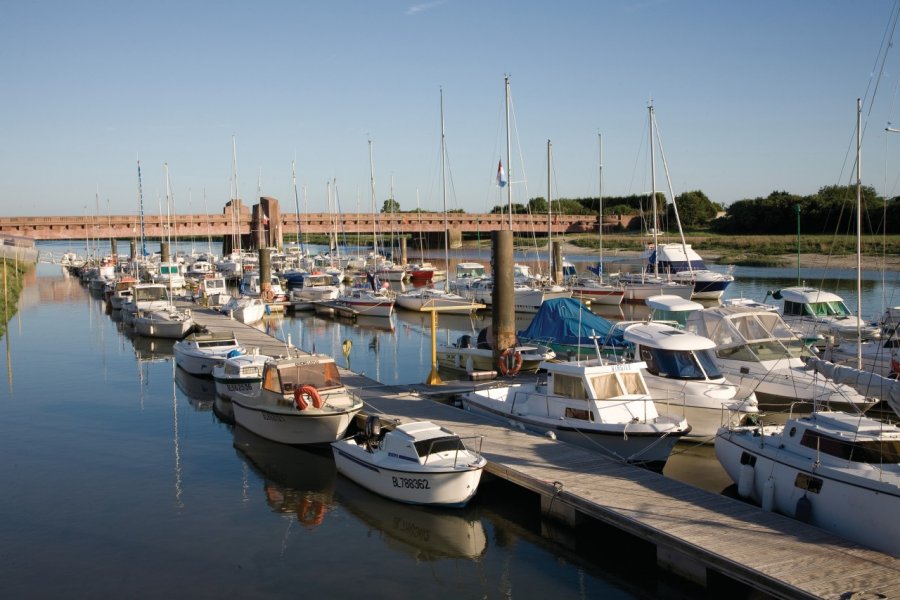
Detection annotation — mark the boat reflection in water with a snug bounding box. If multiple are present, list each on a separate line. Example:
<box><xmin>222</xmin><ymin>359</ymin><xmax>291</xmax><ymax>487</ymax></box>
<box><xmin>174</xmin><ymin>366</ymin><xmax>216</xmax><ymax>410</ymax></box>
<box><xmin>232</xmin><ymin>424</ymin><xmax>337</xmax><ymax>526</ymax></box>
<box><xmin>232</xmin><ymin>425</ymin><xmax>487</xmax><ymax>560</ymax></box>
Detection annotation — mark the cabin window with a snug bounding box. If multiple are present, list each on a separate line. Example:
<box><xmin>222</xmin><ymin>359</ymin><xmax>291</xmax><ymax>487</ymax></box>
<box><xmin>277</xmin><ymin>361</ymin><xmax>343</xmax><ymax>391</ymax></box>
<box><xmin>414</xmin><ymin>436</ymin><xmax>466</xmax><ymax>457</ymax></box>
<box><xmin>783</xmin><ymin>300</ymin><xmax>809</xmax><ymax>317</ymax></box>
<box><xmin>555</xmin><ymin>374</ymin><xmax>588</xmax><ymax>399</ymax></box>
<box><xmin>640</xmin><ymin>347</ymin><xmax>706</xmax><ymax>380</ymax></box>
<box><xmin>800</xmin><ymin>429</ymin><xmax>900</xmax><ymax>463</ymax></box>
<box><xmin>565</xmin><ymin>407</ymin><xmax>592</xmax><ymax>421</ymax></box>
<box><xmin>618</xmin><ymin>371</ymin><xmax>648</xmax><ymax>395</ymax></box>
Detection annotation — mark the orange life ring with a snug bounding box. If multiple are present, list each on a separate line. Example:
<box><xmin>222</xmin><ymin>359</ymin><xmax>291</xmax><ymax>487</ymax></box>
<box><xmin>498</xmin><ymin>347</ymin><xmax>523</xmax><ymax>376</ymax></box>
<box><xmin>294</xmin><ymin>384</ymin><xmax>324</xmax><ymax>409</ymax></box>
<box><xmin>261</xmin><ymin>288</ymin><xmax>275</xmax><ymax>302</ymax></box>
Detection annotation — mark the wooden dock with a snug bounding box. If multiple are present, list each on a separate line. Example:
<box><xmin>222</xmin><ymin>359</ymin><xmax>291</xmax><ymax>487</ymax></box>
<box><xmin>188</xmin><ymin>306</ymin><xmax>900</xmax><ymax>599</ymax></box>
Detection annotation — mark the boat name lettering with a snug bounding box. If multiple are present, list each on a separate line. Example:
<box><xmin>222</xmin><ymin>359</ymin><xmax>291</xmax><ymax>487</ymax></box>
<box><xmin>391</xmin><ymin>476</ymin><xmax>430</xmax><ymax>490</ymax></box>
<box><xmin>261</xmin><ymin>413</ymin><xmax>285</xmax><ymax>422</ymax></box>
<box><xmin>226</xmin><ymin>383</ymin><xmax>253</xmax><ymax>391</ymax></box>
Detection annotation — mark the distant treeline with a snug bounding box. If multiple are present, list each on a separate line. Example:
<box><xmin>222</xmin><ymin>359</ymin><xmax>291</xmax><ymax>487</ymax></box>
<box><xmin>484</xmin><ymin>185</ymin><xmax>900</xmax><ymax>235</ymax></box>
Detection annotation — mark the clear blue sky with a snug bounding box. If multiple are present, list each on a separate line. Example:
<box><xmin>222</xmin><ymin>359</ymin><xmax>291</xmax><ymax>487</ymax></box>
<box><xmin>2</xmin><ymin>1</ymin><xmax>899</xmax><ymax>218</ymax></box>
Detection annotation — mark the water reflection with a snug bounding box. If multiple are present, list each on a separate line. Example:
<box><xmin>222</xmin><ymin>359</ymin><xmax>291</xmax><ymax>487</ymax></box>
<box><xmin>174</xmin><ymin>366</ymin><xmax>216</xmax><ymax>409</ymax></box>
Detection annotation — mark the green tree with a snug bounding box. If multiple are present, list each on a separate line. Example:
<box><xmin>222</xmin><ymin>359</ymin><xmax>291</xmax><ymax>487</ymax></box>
<box><xmin>381</xmin><ymin>198</ymin><xmax>400</xmax><ymax>213</ymax></box>
<box><xmin>667</xmin><ymin>190</ymin><xmax>718</xmax><ymax>229</ymax></box>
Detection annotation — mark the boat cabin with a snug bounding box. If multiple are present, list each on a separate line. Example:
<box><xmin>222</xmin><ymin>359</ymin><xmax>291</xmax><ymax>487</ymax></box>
<box><xmin>262</xmin><ymin>356</ymin><xmax>344</xmax><ymax>397</ymax></box>
<box><xmin>783</xmin><ymin>412</ymin><xmax>900</xmax><ymax>464</ymax></box>
<box><xmin>540</xmin><ymin>360</ymin><xmax>658</xmax><ymax>424</ymax></box>
<box><xmin>645</xmin><ymin>295</ymin><xmax>703</xmax><ymax>328</ymax></box>
<box><xmin>623</xmin><ymin>323</ymin><xmax>723</xmax><ymax>382</ymax></box>
<box><xmin>455</xmin><ymin>262</ymin><xmax>486</xmax><ymax>279</ymax></box>
<box><xmin>686</xmin><ymin>306</ymin><xmax>812</xmax><ymax>363</ymax></box>
<box><xmin>379</xmin><ymin>421</ymin><xmax>477</xmax><ymax>466</ymax></box>
<box><xmin>777</xmin><ymin>287</ymin><xmax>851</xmax><ymax>319</ymax></box>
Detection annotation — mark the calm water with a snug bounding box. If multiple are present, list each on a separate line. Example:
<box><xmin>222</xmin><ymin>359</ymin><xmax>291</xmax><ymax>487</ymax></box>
<box><xmin>1</xmin><ymin>241</ymin><xmax>895</xmax><ymax>598</ymax></box>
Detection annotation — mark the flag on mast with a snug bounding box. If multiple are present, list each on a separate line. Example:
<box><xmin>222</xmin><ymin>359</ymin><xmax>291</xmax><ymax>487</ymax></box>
<box><xmin>496</xmin><ymin>160</ymin><xmax>508</xmax><ymax>187</ymax></box>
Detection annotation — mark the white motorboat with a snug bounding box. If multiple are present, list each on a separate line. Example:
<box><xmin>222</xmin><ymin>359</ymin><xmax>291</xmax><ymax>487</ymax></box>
<box><xmin>332</xmin><ymin>418</ymin><xmax>486</xmax><ymax>507</ymax></box>
<box><xmin>437</xmin><ymin>327</ymin><xmax>555</xmax><ymax>375</ymax></box>
<box><xmin>152</xmin><ymin>261</ymin><xmax>186</xmax><ymax>289</ymax></box>
<box><xmin>460</xmin><ymin>278</ymin><xmax>571</xmax><ymax>314</ymax></box>
<box><xmin>121</xmin><ymin>283</ymin><xmax>172</xmax><ymax>324</ymax></box>
<box><xmin>192</xmin><ymin>276</ymin><xmax>230</xmax><ymax>308</ymax></box>
<box><xmin>287</xmin><ymin>273</ymin><xmax>342</xmax><ymax>311</ymax></box>
<box><xmin>220</xmin><ymin>296</ymin><xmax>267</xmax><ymax>324</ymax></box>
<box><xmin>820</xmin><ymin>336</ymin><xmax>900</xmax><ymax>378</ymax></box>
<box><xmin>333</xmin><ymin>287</ymin><xmax>395</xmax><ymax>318</ymax></box>
<box><xmin>459</xmin><ymin>359</ymin><xmax>691</xmax><ymax>471</ymax></box>
<box><xmin>212</xmin><ymin>352</ymin><xmax>269</xmax><ymax>401</ymax></box>
<box><xmin>644</xmin><ymin>243</ymin><xmax>735</xmax><ymax>300</ymax></box>
<box><xmin>173</xmin><ymin>330</ymin><xmax>245</xmax><ymax>377</ymax></box>
<box><xmin>715</xmin><ymin>410</ymin><xmax>900</xmax><ymax>557</ymax></box>
<box><xmin>447</xmin><ymin>262</ymin><xmax>487</xmax><ymax>295</ymax></box>
<box><xmin>105</xmin><ymin>276</ymin><xmax>139</xmax><ymax>311</ymax></box>
<box><xmin>230</xmin><ymin>354</ymin><xmax>364</xmax><ymax>445</ymax></box>
<box><xmin>618</xmin><ymin>322</ymin><xmax>759</xmax><ymax>440</ymax></box>
<box><xmin>770</xmin><ymin>286</ymin><xmax>881</xmax><ymax>344</ymax></box>
<box><xmin>685</xmin><ymin>305</ymin><xmax>874</xmax><ymax>415</ymax></box>
<box><xmin>394</xmin><ymin>287</ymin><xmax>477</xmax><ymax>312</ymax></box>
<box><xmin>132</xmin><ymin>305</ymin><xmax>194</xmax><ymax>339</ymax></box>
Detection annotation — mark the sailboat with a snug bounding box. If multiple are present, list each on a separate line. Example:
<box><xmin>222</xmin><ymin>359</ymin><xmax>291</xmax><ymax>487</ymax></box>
<box><xmin>568</xmin><ymin>133</ymin><xmax>625</xmax><ymax>306</ymax></box>
<box><xmin>615</xmin><ymin>104</ymin><xmax>693</xmax><ymax>302</ymax></box>
<box><xmin>714</xmin><ymin>100</ymin><xmax>900</xmax><ymax>557</ymax></box>
<box><xmin>132</xmin><ymin>163</ymin><xmax>195</xmax><ymax>339</ymax></box>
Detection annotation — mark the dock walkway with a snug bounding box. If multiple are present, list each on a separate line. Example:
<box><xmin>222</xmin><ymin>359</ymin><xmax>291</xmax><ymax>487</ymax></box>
<box><xmin>188</xmin><ymin>306</ymin><xmax>900</xmax><ymax>600</ymax></box>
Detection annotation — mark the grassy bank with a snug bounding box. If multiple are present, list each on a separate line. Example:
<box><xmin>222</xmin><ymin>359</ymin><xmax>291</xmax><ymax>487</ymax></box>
<box><xmin>566</xmin><ymin>233</ymin><xmax>900</xmax><ymax>266</ymax></box>
<box><xmin>0</xmin><ymin>258</ymin><xmax>29</xmax><ymax>339</ymax></box>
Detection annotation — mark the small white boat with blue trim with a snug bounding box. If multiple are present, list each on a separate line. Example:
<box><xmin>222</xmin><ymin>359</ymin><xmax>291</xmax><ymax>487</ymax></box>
<box><xmin>173</xmin><ymin>330</ymin><xmax>245</xmax><ymax>377</ymax></box>
<box><xmin>212</xmin><ymin>352</ymin><xmax>269</xmax><ymax>401</ymax></box>
<box><xmin>331</xmin><ymin>417</ymin><xmax>486</xmax><ymax>507</ymax></box>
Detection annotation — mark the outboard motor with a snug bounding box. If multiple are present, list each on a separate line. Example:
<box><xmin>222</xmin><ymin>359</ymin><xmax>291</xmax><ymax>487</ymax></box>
<box><xmin>365</xmin><ymin>415</ymin><xmax>381</xmax><ymax>441</ymax></box>
<box><xmin>458</xmin><ymin>334</ymin><xmax>472</xmax><ymax>349</ymax></box>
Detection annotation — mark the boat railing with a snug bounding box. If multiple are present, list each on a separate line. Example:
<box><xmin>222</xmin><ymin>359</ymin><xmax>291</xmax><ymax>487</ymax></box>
<box><xmin>420</xmin><ymin>434</ymin><xmax>485</xmax><ymax>468</ymax></box>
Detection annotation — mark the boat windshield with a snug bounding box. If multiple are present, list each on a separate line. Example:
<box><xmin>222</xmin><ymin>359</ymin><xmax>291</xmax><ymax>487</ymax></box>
<box><xmin>639</xmin><ymin>347</ymin><xmax>722</xmax><ymax>380</ymax></box>
<box><xmin>134</xmin><ymin>286</ymin><xmax>167</xmax><ymax>301</ymax></box>
<box><xmin>413</xmin><ymin>435</ymin><xmax>466</xmax><ymax>457</ymax></box>
<box><xmin>275</xmin><ymin>360</ymin><xmax>343</xmax><ymax>391</ymax></box>
<box><xmin>800</xmin><ymin>429</ymin><xmax>900</xmax><ymax>463</ymax></box>
<box><xmin>587</xmin><ymin>371</ymin><xmax>648</xmax><ymax>398</ymax></box>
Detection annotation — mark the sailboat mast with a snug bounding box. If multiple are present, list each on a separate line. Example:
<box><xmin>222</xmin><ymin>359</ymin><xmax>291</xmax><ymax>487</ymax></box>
<box><xmin>292</xmin><ymin>160</ymin><xmax>304</xmax><ymax>256</ymax></box>
<box><xmin>440</xmin><ymin>87</ymin><xmax>449</xmax><ymax>273</ymax></box>
<box><xmin>598</xmin><ymin>132</ymin><xmax>604</xmax><ymax>271</ymax></box>
<box><xmin>137</xmin><ymin>159</ymin><xmax>146</xmax><ymax>264</ymax></box>
<box><xmin>855</xmin><ymin>98</ymin><xmax>863</xmax><ymax>369</ymax></box>
<box><xmin>369</xmin><ymin>139</ymin><xmax>377</xmax><ymax>259</ymax></box>
<box><xmin>547</xmin><ymin>139</ymin><xmax>552</xmax><ymax>280</ymax></box>
<box><xmin>649</xmin><ymin>104</ymin><xmax>659</xmax><ymax>277</ymax></box>
<box><xmin>231</xmin><ymin>135</ymin><xmax>241</xmax><ymax>255</ymax></box>
<box><xmin>505</xmin><ymin>74</ymin><xmax>513</xmax><ymax>230</ymax></box>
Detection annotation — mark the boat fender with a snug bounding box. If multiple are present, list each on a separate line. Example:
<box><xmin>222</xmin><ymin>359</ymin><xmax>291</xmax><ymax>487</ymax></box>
<box><xmin>761</xmin><ymin>477</ymin><xmax>775</xmax><ymax>512</ymax></box>
<box><xmin>498</xmin><ymin>348</ymin><xmax>523</xmax><ymax>377</ymax></box>
<box><xmin>795</xmin><ymin>495</ymin><xmax>812</xmax><ymax>523</ymax></box>
<box><xmin>296</xmin><ymin>384</ymin><xmax>324</xmax><ymax>409</ymax></box>
<box><xmin>738</xmin><ymin>463</ymin><xmax>755</xmax><ymax>498</ymax></box>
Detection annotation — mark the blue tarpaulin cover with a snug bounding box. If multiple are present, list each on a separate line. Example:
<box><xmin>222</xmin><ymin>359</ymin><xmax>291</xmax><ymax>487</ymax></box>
<box><xmin>518</xmin><ymin>298</ymin><xmax>615</xmax><ymax>346</ymax></box>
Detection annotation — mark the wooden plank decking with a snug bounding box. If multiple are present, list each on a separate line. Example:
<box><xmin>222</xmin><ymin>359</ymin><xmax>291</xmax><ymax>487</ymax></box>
<box><xmin>188</xmin><ymin>306</ymin><xmax>900</xmax><ymax>600</ymax></box>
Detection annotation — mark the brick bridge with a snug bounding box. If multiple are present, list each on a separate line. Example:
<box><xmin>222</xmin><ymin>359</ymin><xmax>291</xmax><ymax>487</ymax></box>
<box><xmin>0</xmin><ymin>197</ymin><xmax>633</xmax><ymax>248</ymax></box>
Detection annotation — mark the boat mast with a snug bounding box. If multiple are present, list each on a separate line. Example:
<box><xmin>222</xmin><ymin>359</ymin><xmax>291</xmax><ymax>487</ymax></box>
<box><xmin>231</xmin><ymin>135</ymin><xmax>241</xmax><ymax>256</ymax></box>
<box><xmin>855</xmin><ymin>98</ymin><xmax>863</xmax><ymax>369</ymax></box>
<box><xmin>369</xmin><ymin>138</ymin><xmax>378</xmax><ymax>261</ymax></box>
<box><xmin>505</xmin><ymin>74</ymin><xmax>513</xmax><ymax>230</ymax></box>
<box><xmin>649</xmin><ymin>103</ymin><xmax>659</xmax><ymax>277</ymax></box>
<box><xmin>598</xmin><ymin>132</ymin><xmax>604</xmax><ymax>273</ymax></box>
<box><xmin>440</xmin><ymin>87</ymin><xmax>449</xmax><ymax>274</ymax></box>
<box><xmin>137</xmin><ymin>159</ymin><xmax>146</xmax><ymax>265</ymax></box>
<box><xmin>547</xmin><ymin>139</ymin><xmax>552</xmax><ymax>281</ymax></box>
<box><xmin>292</xmin><ymin>160</ymin><xmax>304</xmax><ymax>257</ymax></box>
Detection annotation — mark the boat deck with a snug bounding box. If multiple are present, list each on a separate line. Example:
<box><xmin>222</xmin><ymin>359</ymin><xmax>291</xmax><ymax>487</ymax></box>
<box><xmin>187</xmin><ymin>305</ymin><xmax>900</xmax><ymax>599</ymax></box>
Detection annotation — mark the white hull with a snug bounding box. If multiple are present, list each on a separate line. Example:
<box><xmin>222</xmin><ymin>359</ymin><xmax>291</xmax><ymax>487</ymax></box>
<box><xmin>133</xmin><ymin>311</ymin><xmax>194</xmax><ymax>339</ymax></box>
<box><xmin>436</xmin><ymin>346</ymin><xmax>552</xmax><ymax>373</ymax></box>
<box><xmin>716</xmin><ymin>423</ymin><xmax>900</xmax><ymax>557</ymax></box>
<box><xmin>231</xmin><ymin>400</ymin><xmax>358</xmax><ymax>445</ymax></box>
<box><xmin>332</xmin><ymin>440</ymin><xmax>484</xmax><ymax>507</ymax></box>
<box><xmin>568</xmin><ymin>286</ymin><xmax>625</xmax><ymax>306</ymax></box>
<box><xmin>460</xmin><ymin>386</ymin><xmax>687</xmax><ymax>471</ymax></box>
<box><xmin>621</xmin><ymin>281</ymin><xmax>694</xmax><ymax>302</ymax></box>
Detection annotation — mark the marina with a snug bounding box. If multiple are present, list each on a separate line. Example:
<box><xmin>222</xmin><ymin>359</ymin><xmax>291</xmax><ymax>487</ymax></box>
<box><xmin>3</xmin><ymin>241</ymin><xmax>900</xmax><ymax>598</ymax></box>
